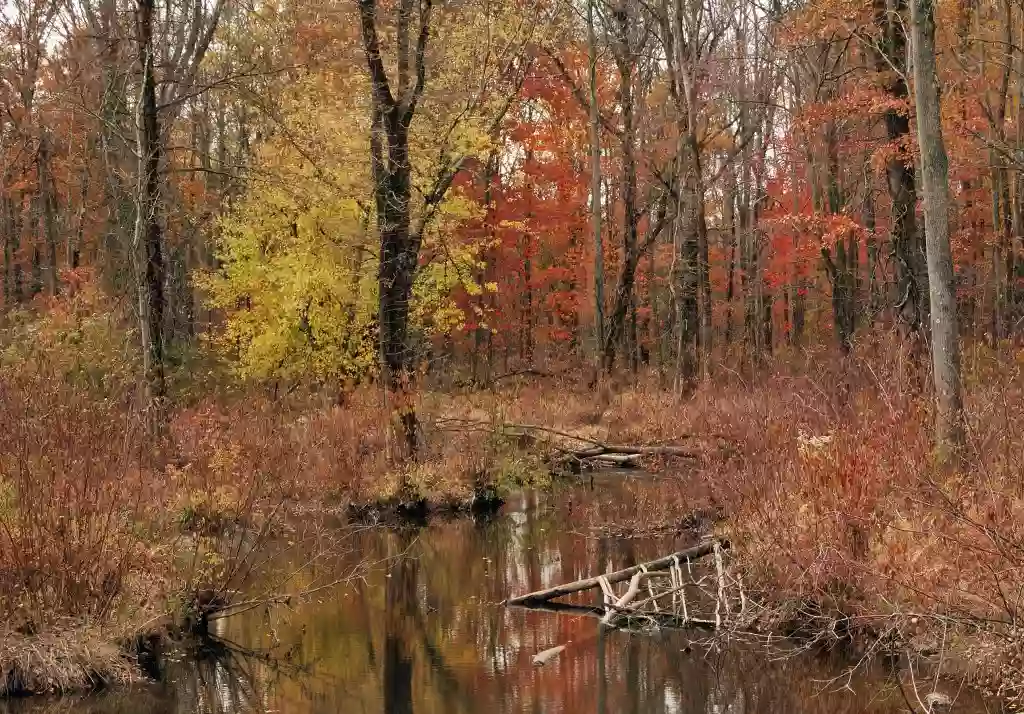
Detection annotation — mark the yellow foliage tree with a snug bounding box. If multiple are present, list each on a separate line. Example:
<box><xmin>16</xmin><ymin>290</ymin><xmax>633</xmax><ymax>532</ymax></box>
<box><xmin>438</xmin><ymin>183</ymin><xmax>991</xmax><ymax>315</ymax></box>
<box><xmin>200</xmin><ymin>58</ymin><xmax>501</xmax><ymax>385</ymax></box>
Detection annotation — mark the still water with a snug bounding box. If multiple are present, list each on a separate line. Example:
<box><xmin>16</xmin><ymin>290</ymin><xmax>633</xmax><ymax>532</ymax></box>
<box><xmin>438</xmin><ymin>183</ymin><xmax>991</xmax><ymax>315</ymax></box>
<box><xmin>1</xmin><ymin>474</ymin><xmax>988</xmax><ymax>714</ymax></box>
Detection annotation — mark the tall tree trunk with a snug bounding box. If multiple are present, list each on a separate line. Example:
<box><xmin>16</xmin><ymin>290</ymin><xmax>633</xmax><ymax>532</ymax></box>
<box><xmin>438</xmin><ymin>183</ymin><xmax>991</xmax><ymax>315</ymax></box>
<box><xmin>692</xmin><ymin>136</ymin><xmax>712</xmax><ymax>381</ymax></box>
<box><xmin>789</xmin><ymin>146</ymin><xmax>806</xmax><ymax>342</ymax></box>
<box><xmin>1014</xmin><ymin>45</ymin><xmax>1024</xmax><ymax>325</ymax></box>
<box><xmin>751</xmin><ymin>143</ymin><xmax>771</xmax><ymax>358</ymax></box>
<box><xmin>521</xmin><ymin>230</ymin><xmax>534</xmax><ymax>365</ymax></box>
<box><xmin>602</xmin><ymin>2</ymin><xmax>641</xmax><ymax>373</ymax></box>
<box><xmin>910</xmin><ymin>0</ymin><xmax>965</xmax><ymax>459</ymax></box>
<box><xmin>724</xmin><ymin>161</ymin><xmax>738</xmax><ymax>344</ymax></box>
<box><xmin>587</xmin><ymin>0</ymin><xmax>605</xmax><ymax>361</ymax></box>
<box><xmin>995</xmin><ymin>5</ymin><xmax>1015</xmax><ymax>338</ymax></box>
<box><xmin>872</xmin><ymin>0</ymin><xmax>928</xmax><ymax>337</ymax></box>
<box><xmin>134</xmin><ymin>0</ymin><xmax>167</xmax><ymax>405</ymax></box>
<box><xmin>821</xmin><ymin>123</ymin><xmax>854</xmax><ymax>352</ymax></box>
<box><xmin>4</xmin><ymin>175</ymin><xmax>25</xmax><ymax>305</ymax></box>
<box><xmin>2</xmin><ymin>176</ymin><xmax>14</xmax><ymax>306</ymax></box>
<box><xmin>679</xmin><ymin>133</ymin><xmax>710</xmax><ymax>381</ymax></box>
<box><xmin>360</xmin><ymin>0</ymin><xmax>439</xmax><ymax>455</ymax></box>
<box><xmin>739</xmin><ymin>147</ymin><xmax>757</xmax><ymax>362</ymax></box>
<box><xmin>863</xmin><ymin>168</ymin><xmax>880</xmax><ymax>326</ymax></box>
<box><xmin>473</xmin><ymin>154</ymin><xmax>498</xmax><ymax>385</ymax></box>
<box><xmin>674</xmin><ymin>149</ymin><xmax>701</xmax><ymax>391</ymax></box>
<box><xmin>91</xmin><ymin>0</ymin><xmax>133</xmax><ymax>295</ymax></box>
<box><xmin>38</xmin><ymin>131</ymin><xmax>60</xmax><ymax>295</ymax></box>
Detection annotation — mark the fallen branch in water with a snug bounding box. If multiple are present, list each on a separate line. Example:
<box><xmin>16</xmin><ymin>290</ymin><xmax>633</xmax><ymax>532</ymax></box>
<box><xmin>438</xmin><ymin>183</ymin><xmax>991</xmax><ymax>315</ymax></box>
<box><xmin>532</xmin><ymin>642</ymin><xmax>569</xmax><ymax>666</ymax></box>
<box><xmin>504</xmin><ymin>539</ymin><xmax>727</xmax><ymax>606</ymax></box>
<box><xmin>570</xmin><ymin>443</ymin><xmax>701</xmax><ymax>459</ymax></box>
<box><xmin>508</xmin><ymin>599</ymin><xmax>719</xmax><ymax>631</ymax></box>
<box><xmin>505</xmin><ymin>539</ymin><xmax>743</xmax><ymax>634</ymax></box>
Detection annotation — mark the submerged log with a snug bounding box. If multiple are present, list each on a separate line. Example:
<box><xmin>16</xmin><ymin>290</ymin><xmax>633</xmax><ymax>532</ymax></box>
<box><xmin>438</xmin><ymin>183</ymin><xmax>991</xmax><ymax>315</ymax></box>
<box><xmin>532</xmin><ymin>642</ymin><xmax>569</xmax><ymax>666</ymax></box>
<box><xmin>505</xmin><ymin>539</ymin><xmax>727</xmax><ymax>606</ymax></box>
<box><xmin>509</xmin><ymin>597</ymin><xmax>718</xmax><ymax>630</ymax></box>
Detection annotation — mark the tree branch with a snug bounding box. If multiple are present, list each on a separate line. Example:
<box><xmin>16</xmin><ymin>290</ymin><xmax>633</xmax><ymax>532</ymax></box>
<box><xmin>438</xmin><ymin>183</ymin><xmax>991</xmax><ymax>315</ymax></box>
<box><xmin>404</xmin><ymin>0</ymin><xmax>434</xmax><ymax>118</ymax></box>
<box><xmin>358</xmin><ymin>0</ymin><xmax>396</xmax><ymax>110</ymax></box>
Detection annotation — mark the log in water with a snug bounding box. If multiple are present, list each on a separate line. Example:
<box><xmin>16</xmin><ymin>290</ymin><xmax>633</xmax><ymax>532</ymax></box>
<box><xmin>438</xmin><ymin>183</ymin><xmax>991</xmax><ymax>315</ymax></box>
<box><xmin>504</xmin><ymin>539</ymin><xmax>727</xmax><ymax>606</ymax></box>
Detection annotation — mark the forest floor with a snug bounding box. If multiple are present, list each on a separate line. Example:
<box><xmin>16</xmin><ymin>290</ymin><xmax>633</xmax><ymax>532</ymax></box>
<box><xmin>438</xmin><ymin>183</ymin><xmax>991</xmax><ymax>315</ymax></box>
<box><xmin>3</xmin><ymin>342</ymin><xmax>1024</xmax><ymax>700</ymax></box>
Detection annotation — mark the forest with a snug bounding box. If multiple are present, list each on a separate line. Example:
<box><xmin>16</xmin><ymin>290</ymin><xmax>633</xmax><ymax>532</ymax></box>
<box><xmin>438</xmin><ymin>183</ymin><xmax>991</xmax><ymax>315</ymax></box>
<box><xmin>2</xmin><ymin>0</ymin><xmax>1024</xmax><ymax>706</ymax></box>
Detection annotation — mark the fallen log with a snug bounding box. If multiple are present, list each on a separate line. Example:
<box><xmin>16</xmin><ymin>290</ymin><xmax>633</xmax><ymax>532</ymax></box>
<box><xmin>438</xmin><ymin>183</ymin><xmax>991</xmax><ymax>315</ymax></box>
<box><xmin>504</xmin><ymin>539</ymin><xmax>727</xmax><ymax>606</ymax></box>
<box><xmin>573</xmin><ymin>444</ymin><xmax>701</xmax><ymax>459</ymax></box>
<box><xmin>434</xmin><ymin>419</ymin><xmax>720</xmax><ymax>465</ymax></box>
<box><xmin>601</xmin><ymin>570</ymin><xmax>644</xmax><ymax>623</ymax></box>
<box><xmin>588</xmin><ymin>453</ymin><xmax>642</xmax><ymax>467</ymax></box>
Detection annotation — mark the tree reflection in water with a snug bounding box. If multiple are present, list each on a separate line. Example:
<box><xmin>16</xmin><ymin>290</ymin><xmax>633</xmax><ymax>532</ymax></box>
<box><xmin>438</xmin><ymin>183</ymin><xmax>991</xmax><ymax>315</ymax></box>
<box><xmin>0</xmin><ymin>480</ymin><xmax>992</xmax><ymax>714</ymax></box>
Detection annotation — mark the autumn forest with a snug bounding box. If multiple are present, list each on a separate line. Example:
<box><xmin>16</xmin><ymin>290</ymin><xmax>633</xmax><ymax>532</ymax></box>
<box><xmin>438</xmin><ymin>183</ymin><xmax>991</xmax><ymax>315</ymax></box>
<box><xmin>2</xmin><ymin>0</ymin><xmax>1024</xmax><ymax>705</ymax></box>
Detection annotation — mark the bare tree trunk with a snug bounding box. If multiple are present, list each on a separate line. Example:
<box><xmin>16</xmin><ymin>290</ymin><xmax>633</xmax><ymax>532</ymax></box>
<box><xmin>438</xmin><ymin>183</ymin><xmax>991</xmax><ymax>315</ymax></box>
<box><xmin>1015</xmin><ymin>45</ymin><xmax>1024</xmax><ymax>327</ymax></box>
<box><xmin>693</xmin><ymin>136</ymin><xmax>712</xmax><ymax>381</ymax></box>
<box><xmin>38</xmin><ymin>131</ymin><xmax>60</xmax><ymax>295</ymax></box>
<box><xmin>739</xmin><ymin>146</ymin><xmax>756</xmax><ymax>362</ymax></box>
<box><xmin>821</xmin><ymin>121</ymin><xmax>858</xmax><ymax>353</ymax></box>
<box><xmin>678</xmin><ymin>141</ymin><xmax>710</xmax><ymax>380</ymax></box>
<box><xmin>724</xmin><ymin>161</ymin><xmax>737</xmax><ymax>344</ymax></box>
<box><xmin>134</xmin><ymin>0</ymin><xmax>167</xmax><ymax>406</ymax></box>
<box><xmin>2</xmin><ymin>174</ymin><xmax>15</xmax><ymax>306</ymax></box>
<box><xmin>473</xmin><ymin>153</ymin><xmax>497</xmax><ymax>385</ymax></box>
<box><xmin>872</xmin><ymin>0</ymin><xmax>928</xmax><ymax>337</ymax></box>
<box><xmin>751</xmin><ymin>139</ymin><xmax>771</xmax><ymax>358</ymax></box>
<box><xmin>587</xmin><ymin>0</ymin><xmax>605</xmax><ymax>362</ymax></box>
<box><xmin>359</xmin><ymin>0</ymin><xmax>445</xmax><ymax>455</ymax></box>
<box><xmin>521</xmin><ymin>229</ymin><xmax>534</xmax><ymax>366</ymax></box>
<box><xmin>92</xmin><ymin>0</ymin><xmax>132</xmax><ymax>296</ymax></box>
<box><xmin>602</xmin><ymin>2</ymin><xmax>641</xmax><ymax>373</ymax></box>
<box><xmin>862</xmin><ymin>158</ymin><xmax>880</xmax><ymax>326</ymax></box>
<box><xmin>910</xmin><ymin>0</ymin><xmax>965</xmax><ymax>459</ymax></box>
<box><xmin>995</xmin><ymin>5</ymin><xmax>1015</xmax><ymax>338</ymax></box>
<box><xmin>789</xmin><ymin>140</ymin><xmax>806</xmax><ymax>343</ymax></box>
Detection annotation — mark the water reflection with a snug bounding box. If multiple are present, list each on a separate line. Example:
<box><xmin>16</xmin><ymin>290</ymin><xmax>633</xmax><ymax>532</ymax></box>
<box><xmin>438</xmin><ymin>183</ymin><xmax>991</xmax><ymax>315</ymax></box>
<box><xmin>2</xmin><ymin>476</ymin><xmax>989</xmax><ymax>714</ymax></box>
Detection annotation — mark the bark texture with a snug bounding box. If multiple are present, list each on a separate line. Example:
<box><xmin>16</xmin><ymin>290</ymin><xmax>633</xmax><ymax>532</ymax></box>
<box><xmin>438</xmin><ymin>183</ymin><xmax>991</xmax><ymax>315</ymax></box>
<box><xmin>910</xmin><ymin>0</ymin><xmax>966</xmax><ymax>458</ymax></box>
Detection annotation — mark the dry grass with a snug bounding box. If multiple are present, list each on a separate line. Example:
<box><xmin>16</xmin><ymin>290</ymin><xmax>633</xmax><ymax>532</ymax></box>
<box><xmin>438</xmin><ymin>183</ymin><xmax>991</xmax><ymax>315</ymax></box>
<box><xmin>448</xmin><ymin>346</ymin><xmax>1024</xmax><ymax>623</ymax></box>
<box><xmin>168</xmin><ymin>385</ymin><xmax>555</xmax><ymax>514</ymax></box>
<box><xmin>0</xmin><ymin>627</ymin><xmax>137</xmax><ymax>696</ymax></box>
<box><xmin>0</xmin><ymin>370</ymin><xmax>165</xmax><ymax>630</ymax></box>
<box><xmin>422</xmin><ymin>343</ymin><xmax>1024</xmax><ymax>697</ymax></box>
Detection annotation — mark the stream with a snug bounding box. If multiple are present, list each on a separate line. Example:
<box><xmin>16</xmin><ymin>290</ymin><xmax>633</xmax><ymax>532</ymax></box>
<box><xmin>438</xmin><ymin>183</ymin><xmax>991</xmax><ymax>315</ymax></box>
<box><xmin>2</xmin><ymin>473</ymin><xmax>989</xmax><ymax>714</ymax></box>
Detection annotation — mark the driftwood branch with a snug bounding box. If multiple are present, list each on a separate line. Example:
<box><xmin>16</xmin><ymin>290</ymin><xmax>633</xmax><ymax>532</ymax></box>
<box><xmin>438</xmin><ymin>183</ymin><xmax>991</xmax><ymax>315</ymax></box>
<box><xmin>572</xmin><ymin>444</ymin><xmax>701</xmax><ymax>459</ymax></box>
<box><xmin>588</xmin><ymin>453</ymin><xmax>642</xmax><ymax>466</ymax></box>
<box><xmin>505</xmin><ymin>539</ymin><xmax>727</xmax><ymax>606</ymax></box>
<box><xmin>433</xmin><ymin>418</ymin><xmax>711</xmax><ymax>469</ymax></box>
<box><xmin>509</xmin><ymin>597</ymin><xmax>718</xmax><ymax>630</ymax></box>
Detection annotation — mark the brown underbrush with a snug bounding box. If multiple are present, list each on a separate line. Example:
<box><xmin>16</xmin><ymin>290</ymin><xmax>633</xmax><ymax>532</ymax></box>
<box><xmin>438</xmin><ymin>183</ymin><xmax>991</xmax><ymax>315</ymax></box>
<box><xmin>4</xmin><ymin>283</ymin><xmax>1024</xmax><ymax>700</ymax></box>
<box><xmin>0</xmin><ymin>296</ymin><xmax>556</xmax><ymax>694</ymax></box>
<box><xmin>460</xmin><ymin>343</ymin><xmax>1024</xmax><ymax>702</ymax></box>
<box><xmin>0</xmin><ymin>628</ymin><xmax>137</xmax><ymax>696</ymax></box>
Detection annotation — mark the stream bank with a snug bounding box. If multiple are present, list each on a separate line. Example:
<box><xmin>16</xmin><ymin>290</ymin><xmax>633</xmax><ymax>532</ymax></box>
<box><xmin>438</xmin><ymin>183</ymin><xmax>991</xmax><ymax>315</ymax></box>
<box><xmin>0</xmin><ymin>473</ymin><xmax>991</xmax><ymax>714</ymax></box>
